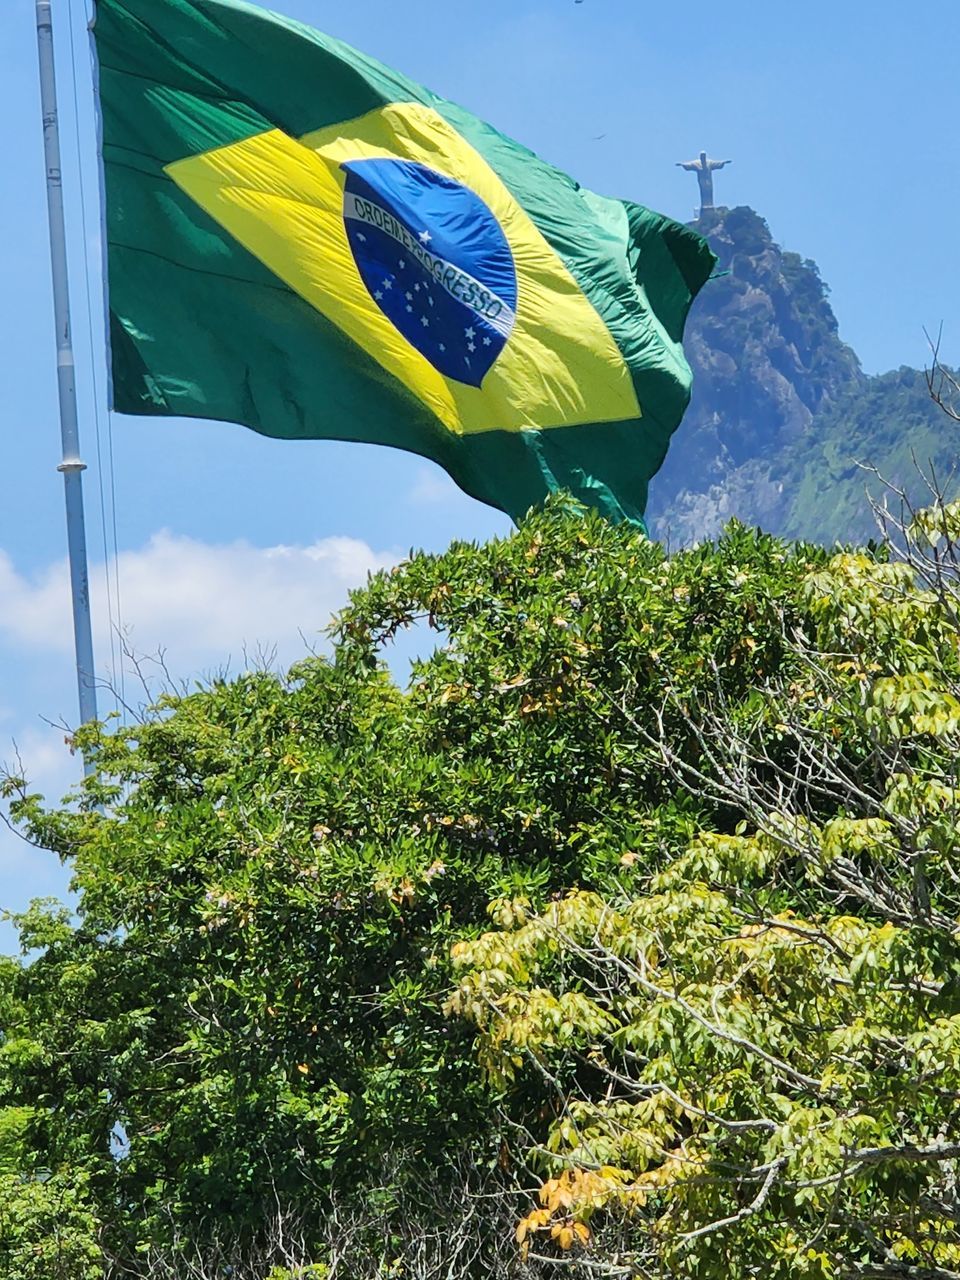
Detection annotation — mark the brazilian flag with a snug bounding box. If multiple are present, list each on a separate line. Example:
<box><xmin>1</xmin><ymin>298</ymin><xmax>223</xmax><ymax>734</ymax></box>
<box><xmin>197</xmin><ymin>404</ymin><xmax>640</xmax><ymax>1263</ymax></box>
<box><xmin>93</xmin><ymin>0</ymin><xmax>715</xmax><ymax>525</ymax></box>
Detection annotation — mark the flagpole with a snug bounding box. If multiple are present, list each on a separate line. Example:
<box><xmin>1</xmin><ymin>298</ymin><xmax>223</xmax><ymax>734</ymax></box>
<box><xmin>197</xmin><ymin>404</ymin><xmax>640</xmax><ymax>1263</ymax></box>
<box><xmin>35</xmin><ymin>0</ymin><xmax>99</xmax><ymax>760</ymax></box>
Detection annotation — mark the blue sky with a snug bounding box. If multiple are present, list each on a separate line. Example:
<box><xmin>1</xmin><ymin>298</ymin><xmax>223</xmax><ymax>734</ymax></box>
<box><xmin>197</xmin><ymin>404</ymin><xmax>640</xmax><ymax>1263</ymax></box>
<box><xmin>1</xmin><ymin>0</ymin><xmax>958</xmax><ymax>941</ymax></box>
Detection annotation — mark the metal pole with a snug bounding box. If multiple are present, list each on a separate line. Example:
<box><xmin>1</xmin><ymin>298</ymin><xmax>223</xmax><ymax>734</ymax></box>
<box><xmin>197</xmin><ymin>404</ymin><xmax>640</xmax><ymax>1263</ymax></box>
<box><xmin>35</xmin><ymin>0</ymin><xmax>99</xmax><ymax>759</ymax></box>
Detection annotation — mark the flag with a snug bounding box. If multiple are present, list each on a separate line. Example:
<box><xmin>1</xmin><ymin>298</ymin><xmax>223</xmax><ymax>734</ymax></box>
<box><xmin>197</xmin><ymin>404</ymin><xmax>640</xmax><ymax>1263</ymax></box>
<box><xmin>93</xmin><ymin>0</ymin><xmax>716</xmax><ymax>525</ymax></box>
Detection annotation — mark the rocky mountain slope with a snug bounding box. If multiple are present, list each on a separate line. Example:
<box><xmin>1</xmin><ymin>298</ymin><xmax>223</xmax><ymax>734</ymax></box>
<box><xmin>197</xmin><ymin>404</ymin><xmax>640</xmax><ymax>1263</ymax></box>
<box><xmin>645</xmin><ymin>206</ymin><xmax>952</xmax><ymax>545</ymax></box>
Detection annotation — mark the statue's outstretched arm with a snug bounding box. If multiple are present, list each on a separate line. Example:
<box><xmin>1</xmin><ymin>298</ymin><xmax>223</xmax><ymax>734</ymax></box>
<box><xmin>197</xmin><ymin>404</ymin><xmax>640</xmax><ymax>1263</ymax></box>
<box><xmin>676</xmin><ymin>161</ymin><xmax>699</xmax><ymax>170</ymax></box>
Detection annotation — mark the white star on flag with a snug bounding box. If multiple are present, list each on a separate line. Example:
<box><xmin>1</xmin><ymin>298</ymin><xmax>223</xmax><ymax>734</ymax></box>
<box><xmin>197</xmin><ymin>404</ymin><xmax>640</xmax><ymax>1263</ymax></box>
<box><xmin>467</xmin><ymin>341</ymin><xmax>476</xmax><ymax>353</ymax></box>
<box><xmin>383</xmin><ymin>279</ymin><xmax>393</xmax><ymax>290</ymax></box>
<box><xmin>374</xmin><ymin>290</ymin><xmax>383</xmax><ymax>300</ymax></box>
<box><xmin>483</xmin><ymin>336</ymin><xmax>491</xmax><ymax>346</ymax></box>
<box><xmin>419</xmin><ymin>230</ymin><xmax>432</xmax><ymax>243</ymax></box>
<box><xmin>421</xmin><ymin>316</ymin><xmax>429</xmax><ymax>327</ymax></box>
<box><xmin>439</xmin><ymin>343</ymin><xmax>446</xmax><ymax>351</ymax></box>
<box><xmin>357</xmin><ymin>233</ymin><xmax>366</xmax><ymax>242</ymax></box>
<box><xmin>405</xmin><ymin>292</ymin><xmax>413</xmax><ymax>301</ymax></box>
<box><xmin>406</xmin><ymin>304</ymin><xmax>413</xmax><ymax>313</ymax></box>
<box><xmin>398</xmin><ymin>259</ymin><xmax>406</xmax><ymax>269</ymax></box>
<box><xmin>465</xmin><ymin>327</ymin><xmax>476</xmax><ymax>340</ymax></box>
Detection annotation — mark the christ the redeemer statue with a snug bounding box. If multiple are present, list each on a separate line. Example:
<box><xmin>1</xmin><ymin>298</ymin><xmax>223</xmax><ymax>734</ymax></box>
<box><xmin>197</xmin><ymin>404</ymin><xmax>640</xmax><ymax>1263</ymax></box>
<box><xmin>677</xmin><ymin>151</ymin><xmax>732</xmax><ymax>217</ymax></box>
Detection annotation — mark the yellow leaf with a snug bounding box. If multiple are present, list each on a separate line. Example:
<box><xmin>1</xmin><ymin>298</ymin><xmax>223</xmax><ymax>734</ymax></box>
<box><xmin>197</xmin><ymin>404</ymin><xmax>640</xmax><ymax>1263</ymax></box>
<box><xmin>539</xmin><ymin>1178</ymin><xmax>558</xmax><ymax>1207</ymax></box>
<box><xmin>552</xmin><ymin>1225</ymin><xmax>575</xmax><ymax>1250</ymax></box>
<box><xmin>296</xmin><ymin>1064</ymin><xmax>310</xmax><ymax>1075</ymax></box>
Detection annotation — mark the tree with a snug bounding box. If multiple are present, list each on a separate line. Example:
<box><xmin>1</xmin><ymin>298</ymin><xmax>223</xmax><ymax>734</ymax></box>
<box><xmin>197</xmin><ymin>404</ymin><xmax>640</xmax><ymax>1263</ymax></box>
<box><xmin>926</xmin><ymin>331</ymin><xmax>960</xmax><ymax>424</ymax></box>
<box><xmin>8</xmin><ymin>493</ymin><xmax>952</xmax><ymax>1276</ymax></box>
<box><xmin>451</xmin><ymin>499</ymin><xmax>960</xmax><ymax>1277</ymax></box>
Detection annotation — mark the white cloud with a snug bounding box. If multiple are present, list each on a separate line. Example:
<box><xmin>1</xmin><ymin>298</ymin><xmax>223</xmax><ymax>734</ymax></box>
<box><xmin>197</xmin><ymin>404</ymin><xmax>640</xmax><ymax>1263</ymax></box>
<box><xmin>0</xmin><ymin>532</ymin><xmax>399</xmax><ymax>683</ymax></box>
<box><xmin>1</xmin><ymin>723</ymin><xmax>76</xmax><ymax>789</ymax></box>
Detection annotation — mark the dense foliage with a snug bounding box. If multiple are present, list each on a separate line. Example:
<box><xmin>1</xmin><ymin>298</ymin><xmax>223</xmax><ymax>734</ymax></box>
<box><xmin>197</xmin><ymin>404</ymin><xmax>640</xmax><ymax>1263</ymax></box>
<box><xmin>4</xmin><ymin>496</ymin><xmax>960</xmax><ymax>1277</ymax></box>
<box><xmin>780</xmin><ymin>366</ymin><xmax>954</xmax><ymax>544</ymax></box>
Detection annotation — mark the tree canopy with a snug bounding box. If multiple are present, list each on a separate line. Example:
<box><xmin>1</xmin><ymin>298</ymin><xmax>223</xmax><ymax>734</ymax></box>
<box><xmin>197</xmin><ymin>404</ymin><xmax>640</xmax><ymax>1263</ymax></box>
<box><xmin>3</xmin><ymin>497</ymin><xmax>960</xmax><ymax>1278</ymax></box>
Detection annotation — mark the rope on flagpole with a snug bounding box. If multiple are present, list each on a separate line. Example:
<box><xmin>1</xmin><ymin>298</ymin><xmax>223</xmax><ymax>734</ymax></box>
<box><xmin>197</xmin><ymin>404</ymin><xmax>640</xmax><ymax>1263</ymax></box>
<box><xmin>66</xmin><ymin>0</ymin><xmax>126</xmax><ymax>716</ymax></box>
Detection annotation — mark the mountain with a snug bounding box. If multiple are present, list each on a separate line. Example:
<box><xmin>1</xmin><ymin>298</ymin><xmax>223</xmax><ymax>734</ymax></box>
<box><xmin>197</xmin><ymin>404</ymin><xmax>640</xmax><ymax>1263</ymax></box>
<box><xmin>645</xmin><ymin>205</ymin><xmax>953</xmax><ymax>546</ymax></box>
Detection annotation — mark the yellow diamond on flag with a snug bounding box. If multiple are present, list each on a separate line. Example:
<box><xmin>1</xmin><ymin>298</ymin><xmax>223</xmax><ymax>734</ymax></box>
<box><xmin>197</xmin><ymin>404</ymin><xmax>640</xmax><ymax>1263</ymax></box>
<box><xmin>166</xmin><ymin>103</ymin><xmax>640</xmax><ymax>437</ymax></box>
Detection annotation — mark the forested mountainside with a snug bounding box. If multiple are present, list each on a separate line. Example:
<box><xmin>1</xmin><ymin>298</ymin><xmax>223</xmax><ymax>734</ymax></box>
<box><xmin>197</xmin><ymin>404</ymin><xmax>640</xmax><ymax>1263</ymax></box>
<box><xmin>646</xmin><ymin>205</ymin><xmax>952</xmax><ymax>544</ymax></box>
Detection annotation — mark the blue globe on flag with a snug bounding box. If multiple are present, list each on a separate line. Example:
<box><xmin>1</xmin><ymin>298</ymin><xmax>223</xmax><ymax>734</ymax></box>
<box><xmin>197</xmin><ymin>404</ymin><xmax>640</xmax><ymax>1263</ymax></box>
<box><xmin>342</xmin><ymin>158</ymin><xmax>518</xmax><ymax>388</ymax></box>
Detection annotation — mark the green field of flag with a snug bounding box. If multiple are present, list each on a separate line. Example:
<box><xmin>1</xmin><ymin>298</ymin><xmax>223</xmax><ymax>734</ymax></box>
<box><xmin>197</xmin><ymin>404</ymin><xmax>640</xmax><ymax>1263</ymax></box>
<box><xmin>94</xmin><ymin>0</ymin><xmax>715</xmax><ymax>525</ymax></box>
